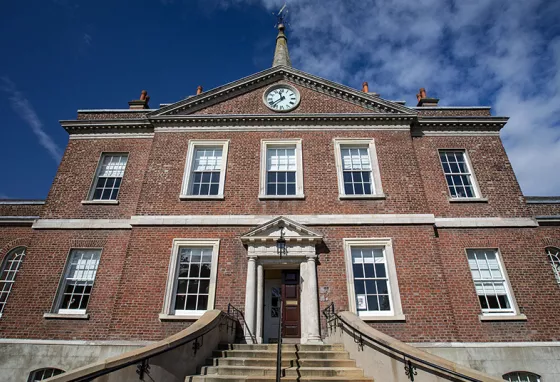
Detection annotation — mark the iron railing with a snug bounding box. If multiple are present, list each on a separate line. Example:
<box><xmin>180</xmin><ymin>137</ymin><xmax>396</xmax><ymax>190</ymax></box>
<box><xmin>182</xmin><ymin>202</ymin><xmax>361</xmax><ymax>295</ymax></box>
<box><xmin>227</xmin><ymin>303</ymin><xmax>257</xmax><ymax>344</ymax></box>
<box><xmin>322</xmin><ymin>302</ymin><xmax>484</xmax><ymax>382</ymax></box>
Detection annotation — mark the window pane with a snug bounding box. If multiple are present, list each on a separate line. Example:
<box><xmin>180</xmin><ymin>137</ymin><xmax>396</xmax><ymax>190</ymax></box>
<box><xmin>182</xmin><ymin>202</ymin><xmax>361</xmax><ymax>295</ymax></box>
<box><xmin>351</xmin><ymin>246</ymin><xmax>391</xmax><ymax>313</ymax></box>
<box><xmin>58</xmin><ymin>249</ymin><xmax>100</xmax><ymax>312</ymax></box>
<box><xmin>440</xmin><ymin>150</ymin><xmax>476</xmax><ymax>198</ymax></box>
<box><xmin>0</xmin><ymin>247</ymin><xmax>25</xmax><ymax>314</ymax></box>
<box><xmin>174</xmin><ymin>247</ymin><xmax>213</xmax><ymax>312</ymax></box>
<box><xmin>91</xmin><ymin>154</ymin><xmax>127</xmax><ymax>200</ymax></box>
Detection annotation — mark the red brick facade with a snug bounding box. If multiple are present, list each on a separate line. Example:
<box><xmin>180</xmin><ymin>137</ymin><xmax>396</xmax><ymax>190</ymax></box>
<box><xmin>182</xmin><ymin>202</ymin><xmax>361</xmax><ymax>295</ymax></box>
<box><xmin>1</xmin><ymin>68</ymin><xmax>559</xmax><ymax>348</ymax></box>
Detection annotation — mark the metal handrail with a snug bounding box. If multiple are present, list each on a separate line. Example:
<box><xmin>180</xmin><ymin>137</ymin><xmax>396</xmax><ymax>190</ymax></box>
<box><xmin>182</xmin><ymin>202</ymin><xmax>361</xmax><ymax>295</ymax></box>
<box><xmin>275</xmin><ymin>295</ymin><xmax>283</xmax><ymax>382</ymax></box>
<box><xmin>322</xmin><ymin>303</ymin><xmax>483</xmax><ymax>382</ymax></box>
<box><xmin>227</xmin><ymin>303</ymin><xmax>257</xmax><ymax>344</ymax></box>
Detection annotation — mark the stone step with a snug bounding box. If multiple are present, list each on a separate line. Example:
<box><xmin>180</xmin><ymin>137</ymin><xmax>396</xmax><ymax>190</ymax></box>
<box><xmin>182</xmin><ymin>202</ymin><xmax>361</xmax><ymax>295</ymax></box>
<box><xmin>211</xmin><ymin>349</ymin><xmax>350</xmax><ymax>359</ymax></box>
<box><xmin>201</xmin><ymin>365</ymin><xmax>365</xmax><ymax>378</ymax></box>
<box><xmin>187</xmin><ymin>377</ymin><xmax>373</xmax><ymax>382</ymax></box>
<box><xmin>217</xmin><ymin>343</ymin><xmax>344</xmax><ymax>351</ymax></box>
<box><xmin>187</xmin><ymin>376</ymin><xmax>373</xmax><ymax>382</ymax></box>
<box><xmin>207</xmin><ymin>357</ymin><xmax>356</xmax><ymax>368</ymax></box>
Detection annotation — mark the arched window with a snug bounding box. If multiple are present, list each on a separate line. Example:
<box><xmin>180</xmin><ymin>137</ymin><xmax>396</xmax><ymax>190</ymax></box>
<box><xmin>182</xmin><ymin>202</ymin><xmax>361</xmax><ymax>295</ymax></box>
<box><xmin>0</xmin><ymin>246</ymin><xmax>26</xmax><ymax>316</ymax></box>
<box><xmin>546</xmin><ymin>247</ymin><xmax>560</xmax><ymax>284</ymax></box>
<box><xmin>503</xmin><ymin>371</ymin><xmax>541</xmax><ymax>382</ymax></box>
<box><xmin>27</xmin><ymin>368</ymin><xmax>64</xmax><ymax>381</ymax></box>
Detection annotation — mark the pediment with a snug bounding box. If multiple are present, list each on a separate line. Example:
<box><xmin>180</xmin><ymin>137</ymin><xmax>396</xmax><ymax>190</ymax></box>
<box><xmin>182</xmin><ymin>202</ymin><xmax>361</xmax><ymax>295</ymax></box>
<box><xmin>240</xmin><ymin>216</ymin><xmax>323</xmax><ymax>244</ymax></box>
<box><xmin>149</xmin><ymin>66</ymin><xmax>415</xmax><ymax>118</ymax></box>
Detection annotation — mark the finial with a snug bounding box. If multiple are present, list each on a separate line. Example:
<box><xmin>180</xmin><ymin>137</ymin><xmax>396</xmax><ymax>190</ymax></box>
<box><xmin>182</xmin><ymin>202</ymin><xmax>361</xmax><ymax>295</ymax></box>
<box><xmin>272</xmin><ymin>3</ymin><xmax>292</xmax><ymax>67</ymax></box>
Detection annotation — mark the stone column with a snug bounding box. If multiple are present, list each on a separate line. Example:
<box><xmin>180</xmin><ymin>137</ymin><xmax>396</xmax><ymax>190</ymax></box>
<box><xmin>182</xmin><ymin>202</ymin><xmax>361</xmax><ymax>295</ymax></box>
<box><xmin>256</xmin><ymin>263</ymin><xmax>264</xmax><ymax>344</ymax></box>
<box><xmin>305</xmin><ymin>255</ymin><xmax>322</xmax><ymax>343</ymax></box>
<box><xmin>244</xmin><ymin>257</ymin><xmax>257</xmax><ymax>343</ymax></box>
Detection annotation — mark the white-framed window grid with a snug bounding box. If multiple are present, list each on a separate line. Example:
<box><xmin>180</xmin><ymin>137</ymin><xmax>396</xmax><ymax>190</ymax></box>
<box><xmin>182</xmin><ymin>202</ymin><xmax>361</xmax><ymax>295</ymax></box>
<box><xmin>163</xmin><ymin>239</ymin><xmax>220</xmax><ymax>317</ymax></box>
<box><xmin>181</xmin><ymin>140</ymin><xmax>229</xmax><ymax>199</ymax></box>
<box><xmin>55</xmin><ymin>249</ymin><xmax>101</xmax><ymax>315</ymax></box>
<box><xmin>343</xmin><ymin>238</ymin><xmax>404</xmax><ymax>318</ymax></box>
<box><xmin>88</xmin><ymin>153</ymin><xmax>128</xmax><ymax>201</ymax></box>
<box><xmin>0</xmin><ymin>247</ymin><xmax>26</xmax><ymax>317</ymax></box>
<box><xmin>28</xmin><ymin>368</ymin><xmax>65</xmax><ymax>381</ymax></box>
<box><xmin>439</xmin><ymin>149</ymin><xmax>481</xmax><ymax>198</ymax></box>
<box><xmin>502</xmin><ymin>371</ymin><xmax>541</xmax><ymax>382</ymax></box>
<box><xmin>334</xmin><ymin>139</ymin><xmax>384</xmax><ymax>199</ymax></box>
<box><xmin>467</xmin><ymin>249</ymin><xmax>516</xmax><ymax>315</ymax></box>
<box><xmin>259</xmin><ymin>139</ymin><xmax>304</xmax><ymax>199</ymax></box>
<box><xmin>546</xmin><ymin>247</ymin><xmax>560</xmax><ymax>285</ymax></box>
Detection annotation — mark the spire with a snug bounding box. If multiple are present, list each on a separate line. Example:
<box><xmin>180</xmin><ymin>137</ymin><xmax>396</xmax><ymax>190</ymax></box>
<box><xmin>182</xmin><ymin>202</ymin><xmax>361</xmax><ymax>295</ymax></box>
<box><xmin>272</xmin><ymin>23</ymin><xmax>292</xmax><ymax>67</ymax></box>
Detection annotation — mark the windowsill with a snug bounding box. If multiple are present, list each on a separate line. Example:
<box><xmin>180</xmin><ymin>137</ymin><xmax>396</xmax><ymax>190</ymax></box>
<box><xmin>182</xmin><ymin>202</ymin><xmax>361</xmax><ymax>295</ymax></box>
<box><xmin>359</xmin><ymin>314</ymin><xmax>406</xmax><ymax>322</ymax></box>
<box><xmin>81</xmin><ymin>200</ymin><xmax>119</xmax><ymax>205</ymax></box>
<box><xmin>448</xmin><ymin>197</ymin><xmax>488</xmax><ymax>203</ymax></box>
<box><xmin>179</xmin><ymin>195</ymin><xmax>225</xmax><ymax>200</ymax></box>
<box><xmin>479</xmin><ymin>314</ymin><xmax>527</xmax><ymax>322</ymax></box>
<box><xmin>158</xmin><ymin>313</ymin><xmax>203</xmax><ymax>321</ymax></box>
<box><xmin>258</xmin><ymin>194</ymin><xmax>305</xmax><ymax>200</ymax></box>
<box><xmin>43</xmin><ymin>313</ymin><xmax>90</xmax><ymax>320</ymax></box>
<box><xmin>339</xmin><ymin>193</ymin><xmax>386</xmax><ymax>200</ymax></box>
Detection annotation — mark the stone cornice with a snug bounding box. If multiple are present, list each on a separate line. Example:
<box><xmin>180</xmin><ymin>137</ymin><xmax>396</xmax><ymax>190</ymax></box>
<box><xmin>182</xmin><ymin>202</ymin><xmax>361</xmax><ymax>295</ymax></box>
<box><xmin>149</xmin><ymin>66</ymin><xmax>416</xmax><ymax>117</ymax></box>
<box><xmin>412</xmin><ymin>117</ymin><xmax>508</xmax><ymax>136</ymax></box>
<box><xmin>60</xmin><ymin>119</ymin><xmax>153</xmax><ymax>134</ymax></box>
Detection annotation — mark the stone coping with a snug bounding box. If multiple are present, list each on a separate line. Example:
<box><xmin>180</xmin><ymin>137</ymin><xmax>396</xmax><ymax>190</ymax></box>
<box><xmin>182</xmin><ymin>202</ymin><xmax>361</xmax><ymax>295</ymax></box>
<box><xmin>45</xmin><ymin>310</ymin><xmax>223</xmax><ymax>382</ymax></box>
<box><xmin>338</xmin><ymin>311</ymin><xmax>503</xmax><ymax>382</ymax></box>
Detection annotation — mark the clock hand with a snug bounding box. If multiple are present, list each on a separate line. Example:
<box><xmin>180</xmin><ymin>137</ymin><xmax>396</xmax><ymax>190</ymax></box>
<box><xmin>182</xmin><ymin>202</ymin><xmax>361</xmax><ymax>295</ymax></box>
<box><xmin>271</xmin><ymin>96</ymin><xmax>283</xmax><ymax>106</ymax></box>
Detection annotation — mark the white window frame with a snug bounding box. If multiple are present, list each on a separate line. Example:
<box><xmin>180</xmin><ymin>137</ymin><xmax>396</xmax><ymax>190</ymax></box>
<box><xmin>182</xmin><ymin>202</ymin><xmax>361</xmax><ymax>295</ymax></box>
<box><xmin>259</xmin><ymin>139</ymin><xmax>304</xmax><ymax>199</ymax></box>
<box><xmin>86</xmin><ymin>152</ymin><xmax>129</xmax><ymax>202</ymax></box>
<box><xmin>54</xmin><ymin>248</ymin><xmax>102</xmax><ymax>315</ymax></box>
<box><xmin>334</xmin><ymin>139</ymin><xmax>384</xmax><ymax>199</ymax></box>
<box><xmin>162</xmin><ymin>239</ymin><xmax>220</xmax><ymax>319</ymax></box>
<box><xmin>0</xmin><ymin>247</ymin><xmax>26</xmax><ymax>319</ymax></box>
<box><xmin>180</xmin><ymin>140</ymin><xmax>230</xmax><ymax>200</ymax></box>
<box><xmin>546</xmin><ymin>247</ymin><xmax>560</xmax><ymax>285</ymax></box>
<box><xmin>438</xmin><ymin>149</ymin><xmax>483</xmax><ymax>200</ymax></box>
<box><xmin>466</xmin><ymin>248</ymin><xmax>520</xmax><ymax>317</ymax></box>
<box><xmin>343</xmin><ymin>238</ymin><xmax>404</xmax><ymax>320</ymax></box>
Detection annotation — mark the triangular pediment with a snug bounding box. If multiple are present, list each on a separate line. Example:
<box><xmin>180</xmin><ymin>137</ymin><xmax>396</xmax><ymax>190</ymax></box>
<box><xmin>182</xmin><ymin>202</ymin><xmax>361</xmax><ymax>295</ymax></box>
<box><xmin>240</xmin><ymin>216</ymin><xmax>323</xmax><ymax>244</ymax></box>
<box><xmin>149</xmin><ymin>66</ymin><xmax>415</xmax><ymax>118</ymax></box>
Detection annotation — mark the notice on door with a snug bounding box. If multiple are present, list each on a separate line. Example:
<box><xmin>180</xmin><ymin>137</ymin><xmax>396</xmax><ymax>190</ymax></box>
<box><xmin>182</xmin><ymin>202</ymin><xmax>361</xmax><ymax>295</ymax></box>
<box><xmin>357</xmin><ymin>295</ymin><xmax>367</xmax><ymax>310</ymax></box>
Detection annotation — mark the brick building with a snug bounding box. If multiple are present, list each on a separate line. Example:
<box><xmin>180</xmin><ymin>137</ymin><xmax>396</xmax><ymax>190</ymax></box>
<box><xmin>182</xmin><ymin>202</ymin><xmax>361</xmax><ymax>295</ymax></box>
<box><xmin>1</xmin><ymin>23</ymin><xmax>560</xmax><ymax>381</ymax></box>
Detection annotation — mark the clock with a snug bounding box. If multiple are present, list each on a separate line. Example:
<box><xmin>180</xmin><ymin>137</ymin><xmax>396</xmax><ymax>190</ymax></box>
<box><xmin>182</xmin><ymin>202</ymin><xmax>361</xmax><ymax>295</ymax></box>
<box><xmin>263</xmin><ymin>84</ymin><xmax>301</xmax><ymax>112</ymax></box>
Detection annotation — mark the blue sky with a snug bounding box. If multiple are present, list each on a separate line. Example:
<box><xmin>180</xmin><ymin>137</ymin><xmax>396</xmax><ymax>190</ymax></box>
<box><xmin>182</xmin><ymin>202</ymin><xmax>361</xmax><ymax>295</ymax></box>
<box><xmin>1</xmin><ymin>0</ymin><xmax>559</xmax><ymax>199</ymax></box>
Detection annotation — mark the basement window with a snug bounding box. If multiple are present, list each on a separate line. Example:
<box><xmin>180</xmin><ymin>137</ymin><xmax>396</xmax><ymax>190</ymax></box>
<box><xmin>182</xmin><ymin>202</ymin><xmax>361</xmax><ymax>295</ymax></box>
<box><xmin>28</xmin><ymin>368</ymin><xmax>64</xmax><ymax>381</ymax></box>
<box><xmin>88</xmin><ymin>153</ymin><xmax>128</xmax><ymax>201</ymax></box>
<box><xmin>502</xmin><ymin>372</ymin><xmax>541</xmax><ymax>382</ymax></box>
<box><xmin>55</xmin><ymin>249</ymin><xmax>101</xmax><ymax>315</ymax></box>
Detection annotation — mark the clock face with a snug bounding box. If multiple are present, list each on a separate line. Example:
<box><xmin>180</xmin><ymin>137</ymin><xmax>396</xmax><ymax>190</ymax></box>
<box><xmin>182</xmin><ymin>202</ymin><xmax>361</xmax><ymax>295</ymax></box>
<box><xmin>264</xmin><ymin>85</ymin><xmax>300</xmax><ymax>112</ymax></box>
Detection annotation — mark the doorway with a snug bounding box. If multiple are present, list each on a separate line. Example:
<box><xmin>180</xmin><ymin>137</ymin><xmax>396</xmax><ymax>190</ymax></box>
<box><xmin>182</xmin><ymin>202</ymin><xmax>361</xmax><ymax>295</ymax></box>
<box><xmin>263</xmin><ymin>270</ymin><xmax>300</xmax><ymax>343</ymax></box>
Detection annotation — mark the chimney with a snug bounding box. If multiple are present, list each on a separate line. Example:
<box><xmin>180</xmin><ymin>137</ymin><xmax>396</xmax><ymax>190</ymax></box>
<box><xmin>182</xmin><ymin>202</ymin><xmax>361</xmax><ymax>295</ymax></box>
<box><xmin>362</xmin><ymin>82</ymin><xmax>369</xmax><ymax>93</ymax></box>
<box><xmin>197</xmin><ymin>85</ymin><xmax>203</xmax><ymax>95</ymax></box>
<box><xmin>416</xmin><ymin>87</ymin><xmax>439</xmax><ymax>107</ymax></box>
<box><xmin>128</xmin><ymin>90</ymin><xmax>150</xmax><ymax>109</ymax></box>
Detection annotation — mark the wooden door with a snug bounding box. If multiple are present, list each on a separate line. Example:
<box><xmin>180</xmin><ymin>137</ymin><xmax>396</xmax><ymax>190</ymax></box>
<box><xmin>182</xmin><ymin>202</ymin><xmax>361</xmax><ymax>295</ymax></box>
<box><xmin>281</xmin><ymin>270</ymin><xmax>300</xmax><ymax>338</ymax></box>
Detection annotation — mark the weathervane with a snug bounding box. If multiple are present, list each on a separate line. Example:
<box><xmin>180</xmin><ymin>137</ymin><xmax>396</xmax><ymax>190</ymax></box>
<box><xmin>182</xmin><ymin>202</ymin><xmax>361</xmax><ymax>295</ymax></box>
<box><xmin>273</xmin><ymin>2</ymin><xmax>289</xmax><ymax>28</ymax></box>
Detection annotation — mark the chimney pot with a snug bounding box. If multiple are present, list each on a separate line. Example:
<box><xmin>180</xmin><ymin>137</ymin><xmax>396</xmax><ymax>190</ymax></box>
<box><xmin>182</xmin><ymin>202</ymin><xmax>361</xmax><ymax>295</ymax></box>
<box><xmin>140</xmin><ymin>90</ymin><xmax>148</xmax><ymax>101</ymax></box>
<box><xmin>419</xmin><ymin>88</ymin><xmax>427</xmax><ymax>99</ymax></box>
<box><xmin>362</xmin><ymin>82</ymin><xmax>369</xmax><ymax>93</ymax></box>
<box><xmin>197</xmin><ymin>86</ymin><xmax>203</xmax><ymax>95</ymax></box>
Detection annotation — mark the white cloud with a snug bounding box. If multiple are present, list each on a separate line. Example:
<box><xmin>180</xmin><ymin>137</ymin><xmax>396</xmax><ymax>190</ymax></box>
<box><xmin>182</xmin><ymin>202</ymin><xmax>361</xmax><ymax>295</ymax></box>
<box><xmin>1</xmin><ymin>77</ymin><xmax>63</xmax><ymax>162</ymax></box>
<box><xmin>220</xmin><ymin>0</ymin><xmax>560</xmax><ymax>195</ymax></box>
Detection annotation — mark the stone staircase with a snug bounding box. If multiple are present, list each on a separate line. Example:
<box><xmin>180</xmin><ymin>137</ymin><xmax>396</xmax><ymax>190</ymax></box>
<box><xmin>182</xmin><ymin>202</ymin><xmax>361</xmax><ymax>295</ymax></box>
<box><xmin>186</xmin><ymin>343</ymin><xmax>373</xmax><ymax>381</ymax></box>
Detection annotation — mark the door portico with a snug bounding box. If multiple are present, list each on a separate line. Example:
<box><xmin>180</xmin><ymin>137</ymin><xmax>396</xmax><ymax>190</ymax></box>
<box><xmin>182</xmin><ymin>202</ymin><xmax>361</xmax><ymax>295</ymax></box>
<box><xmin>240</xmin><ymin>216</ymin><xmax>323</xmax><ymax>344</ymax></box>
